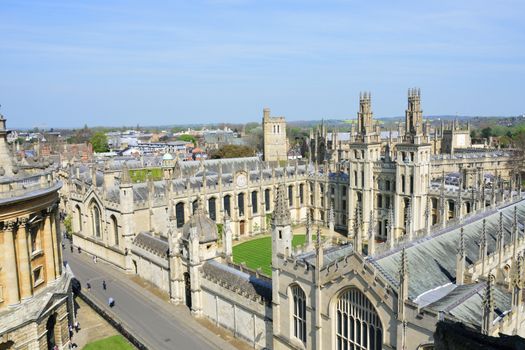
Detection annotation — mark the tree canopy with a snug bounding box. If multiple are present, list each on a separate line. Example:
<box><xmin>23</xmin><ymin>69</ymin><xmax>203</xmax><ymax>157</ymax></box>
<box><xmin>209</xmin><ymin>145</ymin><xmax>255</xmax><ymax>159</ymax></box>
<box><xmin>177</xmin><ymin>134</ymin><xmax>197</xmax><ymax>144</ymax></box>
<box><xmin>90</xmin><ymin>132</ymin><xmax>109</xmax><ymax>153</ymax></box>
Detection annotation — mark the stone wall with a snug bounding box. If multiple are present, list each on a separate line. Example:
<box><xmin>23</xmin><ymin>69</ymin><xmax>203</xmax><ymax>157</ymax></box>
<box><xmin>201</xmin><ymin>278</ymin><xmax>272</xmax><ymax>349</ymax></box>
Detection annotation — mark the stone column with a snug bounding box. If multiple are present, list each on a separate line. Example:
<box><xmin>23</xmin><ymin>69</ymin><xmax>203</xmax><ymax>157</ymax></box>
<box><xmin>50</xmin><ymin>208</ymin><xmax>62</xmax><ymax>276</ymax></box>
<box><xmin>3</xmin><ymin>221</ymin><xmax>20</xmax><ymax>305</ymax></box>
<box><xmin>43</xmin><ymin>212</ymin><xmax>57</xmax><ymax>282</ymax></box>
<box><xmin>17</xmin><ymin>218</ymin><xmax>33</xmax><ymax>300</ymax></box>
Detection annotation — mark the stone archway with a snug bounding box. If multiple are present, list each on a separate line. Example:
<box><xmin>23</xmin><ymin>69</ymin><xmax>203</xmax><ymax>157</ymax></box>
<box><xmin>0</xmin><ymin>341</ymin><xmax>14</xmax><ymax>350</ymax></box>
<box><xmin>46</xmin><ymin>313</ymin><xmax>57</xmax><ymax>350</ymax></box>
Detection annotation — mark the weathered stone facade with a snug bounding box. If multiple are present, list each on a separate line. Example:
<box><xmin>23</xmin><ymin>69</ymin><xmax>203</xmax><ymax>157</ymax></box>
<box><xmin>0</xmin><ymin>113</ymin><xmax>73</xmax><ymax>350</ymax></box>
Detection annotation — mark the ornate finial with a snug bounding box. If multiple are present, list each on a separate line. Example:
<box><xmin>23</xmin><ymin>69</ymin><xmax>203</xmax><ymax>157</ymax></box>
<box><xmin>272</xmin><ymin>183</ymin><xmax>291</xmax><ymax>226</ymax></box>
<box><xmin>120</xmin><ymin>161</ymin><xmax>131</xmax><ymax>184</ymax></box>
<box><xmin>399</xmin><ymin>246</ymin><xmax>409</xmax><ymax>277</ymax></box>
<box><xmin>513</xmin><ymin>253</ymin><xmax>524</xmax><ymax>288</ymax></box>
<box><xmin>498</xmin><ymin>212</ymin><xmax>503</xmax><ymax>241</ymax></box>
<box><xmin>368</xmin><ymin>209</ymin><xmax>375</xmax><ymax>239</ymax></box>
<box><xmin>481</xmin><ymin>218</ymin><xmax>487</xmax><ymax>247</ymax></box>
<box><xmin>458</xmin><ymin>228</ymin><xmax>465</xmax><ymax>256</ymax></box>
<box><xmin>316</xmin><ymin>225</ymin><xmax>322</xmax><ymax>248</ymax></box>
<box><xmin>483</xmin><ymin>272</ymin><xmax>495</xmax><ymax>309</ymax></box>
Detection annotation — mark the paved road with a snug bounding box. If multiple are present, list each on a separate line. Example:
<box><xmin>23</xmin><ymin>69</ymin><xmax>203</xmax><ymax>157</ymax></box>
<box><xmin>64</xmin><ymin>247</ymin><xmax>237</xmax><ymax>350</ymax></box>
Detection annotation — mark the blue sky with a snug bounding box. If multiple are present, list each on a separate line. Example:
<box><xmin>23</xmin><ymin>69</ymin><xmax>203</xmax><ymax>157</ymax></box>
<box><xmin>1</xmin><ymin>0</ymin><xmax>524</xmax><ymax>128</ymax></box>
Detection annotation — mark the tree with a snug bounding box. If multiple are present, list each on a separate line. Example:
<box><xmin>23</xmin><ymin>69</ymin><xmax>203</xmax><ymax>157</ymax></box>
<box><xmin>177</xmin><ymin>134</ymin><xmax>196</xmax><ymax>144</ymax></box>
<box><xmin>481</xmin><ymin>127</ymin><xmax>493</xmax><ymax>139</ymax></box>
<box><xmin>90</xmin><ymin>132</ymin><xmax>109</xmax><ymax>153</ymax></box>
<box><xmin>209</xmin><ymin>145</ymin><xmax>255</xmax><ymax>159</ymax></box>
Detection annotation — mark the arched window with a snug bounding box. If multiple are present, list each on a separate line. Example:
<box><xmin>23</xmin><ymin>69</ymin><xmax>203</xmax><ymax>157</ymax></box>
<box><xmin>251</xmin><ymin>191</ymin><xmax>258</xmax><ymax>214</ymax></box>
<box><xmin>292</xmin><ymin>285</ymin><xmax>307</xmax><ymax>344</ymax></box>
<box><xmin>75</xmin><ymin>205</ymin><xmax>82</xmax><ymax>232</ymax></box>
<box><xmin>288</xmin><ymin>185</ymin><xmax>293</xmax><ymax>207</ymax></box>
<box><xmin>208</xmin><ymin>197</ymin><xmax>216</xmax><ymax>221</ymax></box>
<box><xmin>91</xmin><ymin>204</ymin><xmax>101</xmax><ymax>238</ymax></box>
<box><xmin>224</xmin><ymin>195</ymin><xmax>231</xmax><ymax>216</ymax></box>
<box><xmin>265</xmin><ymin>189</ymin><xmax>271</xmax><ymax>212</ymax></box>
<box><xmin>336</xmin><ymin>288</ymin><xmax>382</xmax><ymax>350</ymax></box>
<box><xmin>111</xmin><ymin>215</ymin><xmax>119</xmax><ymax>246</ymax></box>
<box><xmin>176</xmin><ymin>202</ymin><xmax>185</xmax><ymax>228</ymax></box>
<box><xmin>192</xmin><ymin>199</ymin><xmax>199</xmax><ymax>214</ymax></box>
<box><xmin>238</xmin><ymin>193</ymin><xmax>245</xmax><ymax>217</ymax></box>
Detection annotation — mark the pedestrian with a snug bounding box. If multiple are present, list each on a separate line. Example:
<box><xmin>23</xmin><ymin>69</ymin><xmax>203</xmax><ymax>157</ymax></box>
<box><xmin>74</xmin><ymin>320</ymin><xmax>80</xmax><ymax>332</ymax></box>
<box><xmin>108</xmin><ymin>297</ymin><xmax>115</xmax><ymax>308</ymax></box>
<box><xmin>102</xmin><ymin>280</ymin><xmax>106</xmax><ymax>290</ymax></box>
<box><xmin>86</xmin><ymin>282</ymin><xmax>91</xmax><ymax>291</ymax></box>
<box><xmin>53</xmin><ymin>345</ymin><xmax>58</xmax><ymax>350</ymax></box>
<box><xmin>92</xmin><ymin>255</ymin><xmax>97</xmax><ymax>263</ymax></box>
<box><xmin>77</xmin><ymin>246</ymin><xmax>81</xmax><ymax>254</ymax></box>
<box><xmin>70</xmin><ymin>245</ymin><xmax>73</xmax><ymax>253</ymax></box>
<box><xmin>68</xmin><ymin>324</ymin><xmax>73</xmax><ymax>338</ymax></box>
<box><xmin>61</xmin><ymin>242</ymin><xmax>65</xmax><ymax>249</ymax></box>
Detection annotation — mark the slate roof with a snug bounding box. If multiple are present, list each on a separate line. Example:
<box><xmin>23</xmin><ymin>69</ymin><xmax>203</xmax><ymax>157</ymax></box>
<box><xmin>132</xmin><ymin>232</ymin><xmax>169</xmax><ymax>258</ymax></box>
<box><xmin>201</xmin><ymin>260</ymin><xmax>272</xmax><ymax>302</ymax></box>
<box><xmin>373</xmin><ymin>200</ymin><xmax>525</xmax><ymax>300</ymax></box>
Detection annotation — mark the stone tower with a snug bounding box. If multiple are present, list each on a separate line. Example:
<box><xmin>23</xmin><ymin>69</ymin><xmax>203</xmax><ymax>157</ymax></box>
<box><xmin>393</xmin><ymin>88</ymin><xmax>431</xmax><ymax>238</ymax></box>
<box><xmin>262</xmin><ymin>108</ymin><xmax>288</xmax><ymax>163</ymax></box>
<box><xmin>271</xmin><ymin>183</ymin><xmax>292</xmax><ymax>265</ymax></box>
<box><xmin>348</xmin><ymin>92</ymin><xmax>381</xmax><ymax>238</ymax></box>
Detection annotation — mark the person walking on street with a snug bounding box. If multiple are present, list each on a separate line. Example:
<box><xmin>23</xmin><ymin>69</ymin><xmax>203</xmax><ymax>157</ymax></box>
<box><xmin>102</xmin><ymin>280</ymin><xmax>106</xmax><ymax>290</ymax></box>
<box><xmin>77</xmin><ymin>246</ymin><xmax>81</xmax><ymax>254</ymax></box>
<box><xmin>86</xmin><ymin>282</ymin><xmax>91</xmax><ymax>291</ymax></box>
<box><xmin>70</xmin><ymin>245</ymin><xmax>73</xmax><ymax>253</ymax></box>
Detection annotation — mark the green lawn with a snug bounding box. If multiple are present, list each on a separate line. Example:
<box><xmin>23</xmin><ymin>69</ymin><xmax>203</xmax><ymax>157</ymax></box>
<box><xmin>129</xmin><ymin>168</ymin><xmax>163</xmax><ymax>183</ymax></box>
<box><xmin>233</xmin><ymin>234</ymin><xmax>316</xmax><ymax>276</ymax></box>
<box><xmin>83</xmin><ymin>335</ymin><xmax>134</xmax><ymax>350</ymax></box>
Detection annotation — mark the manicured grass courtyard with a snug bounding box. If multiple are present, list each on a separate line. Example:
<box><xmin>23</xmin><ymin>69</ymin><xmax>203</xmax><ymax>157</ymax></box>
<box><xmin>233</xmin><ymin>234</ymin><xmax>315</xmax><ymax>276</ymax></box>
<box><xmin>83</xmin><ymin>335</ymin><xmax>134</xmax><ymax>350</ymax></box>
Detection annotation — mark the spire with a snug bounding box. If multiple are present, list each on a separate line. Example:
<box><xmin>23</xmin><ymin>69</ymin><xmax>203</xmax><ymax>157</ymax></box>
<box><xmin>398</xmin><ymin>246</ymin><xmax>409</xmax><ymax>321</ymax></box>
<box><xmin>480</xmin><ymin>219</ymin><xmax>488</xmax><ymax>275</ymax></box>
<box><xmin>481</xmin><ymin>273</ymin><xmax>495</xmax><ymax>335</ymax></box>
<box><xmin>272</xmin><ymin>183</ymin><xmax>291</xmax><ymax>226</ymax></box>
<box><xmin>368</xmin><ymin>209</ymin><xmax>375</xmax><ymax>256</ymax></box>
<box><xmin>456</xmin><ymin>228</ymin><xmax>466</xmax><ymax>285</ymax></box>
<box><xmin>120</xmin><ymin>161</ymin><xmax>131</xmax><ymax>185</ymax></box>
<box><xmin>306</xmin><ymin>210</ymin><xmax>313</xmax><ymax>250</ymax></box>
<box><xmin>388</xmin><ymin>207</ymin><xmax>395</xmax><ymax>249</ymax></box>
<box><xmin>353</xmin><ymin>206</ymin><xmax>362</xmax><ymax>254</ymax></box>
<box><xmin>328</xmin><ymin>202</ymin><xmax>335</xmax><ymax>232</ymax></box>
<box><xmin>315</xmin><ymin>225</ymin><xmax>323</xmax><ymax>268</ymax></box>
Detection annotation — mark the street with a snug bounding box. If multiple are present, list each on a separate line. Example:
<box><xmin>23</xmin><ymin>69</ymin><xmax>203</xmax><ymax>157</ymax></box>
<box><xmin>64</xmin><ymin>247</ymin><xmax>238</xmax><ymax>350</ymax></box>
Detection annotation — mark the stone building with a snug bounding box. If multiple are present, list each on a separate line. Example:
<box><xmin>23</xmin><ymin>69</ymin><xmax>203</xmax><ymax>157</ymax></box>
<box><xmin>61</xmin><ymin>90</ymin><xmax>525</xmax><ymax>349</ymax></box>
<box><xmin>263</xmin><ymin>108</ymin><xmax>288</xmax><ymax>163</ymax></box>
<box><xmin>0</xmin><ymin>113</ymin><xmax>73</xmax><ymax>350</ymax></box>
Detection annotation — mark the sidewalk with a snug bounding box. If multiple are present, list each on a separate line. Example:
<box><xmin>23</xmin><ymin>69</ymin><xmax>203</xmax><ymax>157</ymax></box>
<box><xmin>71</xmin><ymin>298</ymin><xmax>120</xmax><ymax>349</ymax></box>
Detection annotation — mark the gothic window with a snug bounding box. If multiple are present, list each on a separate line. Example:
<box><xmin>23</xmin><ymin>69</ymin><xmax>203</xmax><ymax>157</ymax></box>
<box><xmin>410</xmin><ymin>176</ymin><xmax>414</xmax><ymax>194</ymax></box>
<box><xmin>377</xmin><ymin>195</ymin><xmax>382</xmax><ymax>208</ymax></box>
<box><xmin>342</xmin><ymin>186</ymin><xmax>347</xmax><ymax>197</ymax></box>
<box><xmin>288</xmin><ymin>185</ymin><xmax>293</xmax><ymax>207</ymax></box>
<box><xmin>265</xmin><ymin>189</ymin><xmax>271</xmax><ymax>212</ymax></box>
<box><xmin>111</xmin><ymin>215</ymin><xmax>119</xmax><ymax>246</ymax></box>
<box><xmin>292</xmin><ymin>285</ymin><xmax>307</xmax><ymax>344</ymax></box>
<box><xmin>342</xmin><ymin>199</ymin><xmax>346</xmax><ymax>211</ymax></box>
<box><xmin>336</xmin><ymin>288</ymin><xmax>382</xmax><ymax>350</ymax></box>
<box><xmin>251</xmin><ymin>192</ymin><xmax>258</xmax><ymax>214</ymax></box>
<box><xmin>192</xmin><ymin>199</ymin><xmax>199</xmax><ymax>214</ymax></box>
<box><xmin>75</xmin><ymin>205</ymin><xmax>82</xmax><ymax>232</ymax></box>
<box><xmin>385</xmin><ymin>196</ymin><xmax>391</xmax><ymax>209</ymax></box>
<box><xmin>361</xmin><ymin>171</ymin><xmax>364</xmax><ymax>187</ymax></box>
<box><xmin>176</xmin><ymin>202</ymin><xmax>185</xmax><ymax>228</ymax></box>
<box><xmin>401</xmin><ymin>175</ymin><xmax>406</xmax><ymax>193</ymax></box>
<box><xmin>224</xmin><ymin>195</ymin><xmax>231</xmax><ymax>216</ymax></box>
<box><xmin>209</xmin><ymin>197</ymin><xmax>217</xmax><ymax>221</ymax></box>
<box><xmin>354</xmin><ymin>171</ymin><xmax>358</xmax><ymax>186</ymax></box>
<box><xmin>385</xmin><ymin>180</ymin><xmax>390</xmax><ymax>191</ymax></box>
<box><xmin>91</xmin><ymin>204</ymin><xmax>102</xmax><ymax>238</ymax></box>
<box><xmin>299</xmin><ymin>184</ymin><xmax>304</xmax><ymax>204</ymax></box>
<box><xmin>238</xmin><ymin>193</ymin><xmax>244</xmax><ymax>217</ymax></box>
